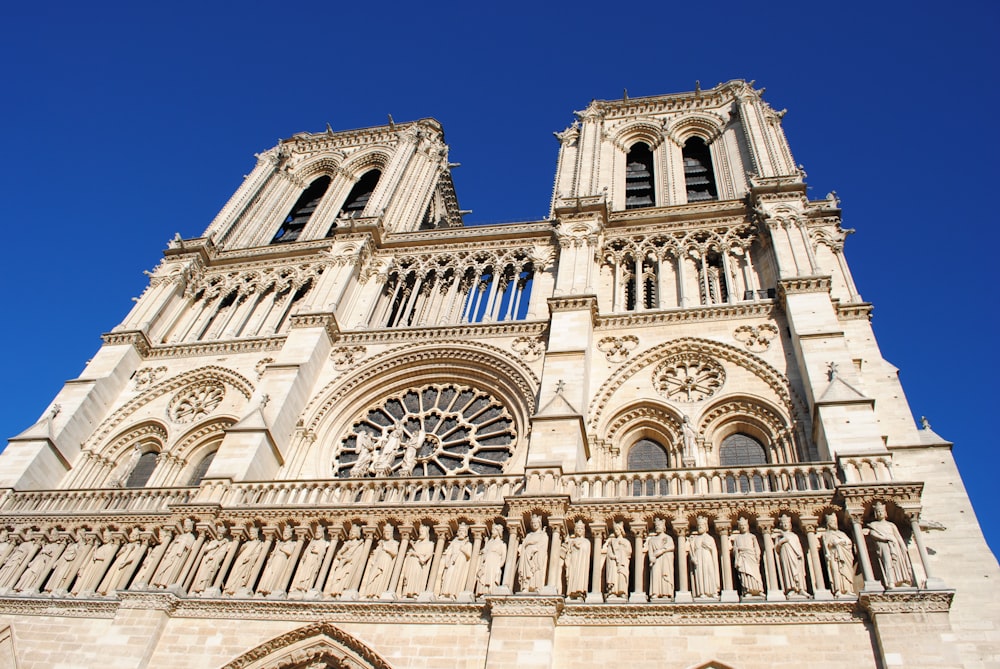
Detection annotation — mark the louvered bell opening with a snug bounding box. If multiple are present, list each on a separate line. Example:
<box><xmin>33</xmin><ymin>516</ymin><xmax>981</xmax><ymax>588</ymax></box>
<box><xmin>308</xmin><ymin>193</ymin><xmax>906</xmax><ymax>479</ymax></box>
<box><xmin>625</xmin><ymin>143</ymin><xmax>655</xmax><ymax>210</ymax></box>
<box><xmin>271</xmin><ymin>176</ymin><xmax>331</xmax><ymax>244</ymax></box>
<box><xmin>340</xmin><ymin>169</ymin><xmax>382</xmax><ymax>219</ymax></box>
<box><xmin>682</xmin><ymin>138</ymin><xmax>717</xmax><ymax>202</ymax></box>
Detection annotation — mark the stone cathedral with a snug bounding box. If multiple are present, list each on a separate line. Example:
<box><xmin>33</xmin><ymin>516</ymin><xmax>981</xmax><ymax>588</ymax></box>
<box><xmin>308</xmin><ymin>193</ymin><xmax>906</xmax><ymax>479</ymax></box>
<box><xmin>0</xmin><ymin>81</ymin><xmax>996</xmax><ymax>669</ymax></box>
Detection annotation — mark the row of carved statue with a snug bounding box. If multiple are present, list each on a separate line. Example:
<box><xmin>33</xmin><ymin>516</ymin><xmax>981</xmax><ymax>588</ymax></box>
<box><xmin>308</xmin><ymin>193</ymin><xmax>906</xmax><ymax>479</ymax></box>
<box><xmin>0</xmin><ymin>503</ymin><xmax>917</xmax><ymax>602</ymax></box>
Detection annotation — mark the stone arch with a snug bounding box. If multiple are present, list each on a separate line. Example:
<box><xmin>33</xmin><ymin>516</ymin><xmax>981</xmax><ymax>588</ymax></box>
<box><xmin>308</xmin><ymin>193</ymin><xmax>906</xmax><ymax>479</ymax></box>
<box><xmin>220</xmin><ymin>622</ymin><xmax>392</xmax><ymax>669</ymax></box>
<box><xmin>339</xmin><ymin>148</ymin><xmax>391</xmax><ymax>180</ymax></box>
<box><xmin>664</xmin><ymin>111</ymin><xmax>727</xmax><ymax>146</ymax></box>
<box><xmin>291</xmin><ymin>154</ymin><xmax>343</xmax><ymax>183</ymax></box>
<box><xmin>85</xmin><ymin>366</ymin><xmax>254</xmax><ymax>451</ymax></box>
<box><xmin>699</xmin><ymin>394</ymin><xmax>798</xmax><ymax>464</ymax></box>
<box><xmin>167</xmin><ymin>417</ymin><xmax>236</xmax><ymax>485</ymax></box>
<box><xmin>588</xmin><ymin>337</ymin><xmax>808</xmax><ymax>437</ymax></box>
<box><xmin>602</xmin><ymin>401</ymin><xmax>684</xmax><ymax>468</ymax></box>
<box><xmin>302</xmin><ymin>341</ymin><xmax>539</xmax><ymax>477</ymax></box>
<box><xmin>612</xmin><ymin>119</ymin><xmax>666</xmax><ymax>150</ymax></box>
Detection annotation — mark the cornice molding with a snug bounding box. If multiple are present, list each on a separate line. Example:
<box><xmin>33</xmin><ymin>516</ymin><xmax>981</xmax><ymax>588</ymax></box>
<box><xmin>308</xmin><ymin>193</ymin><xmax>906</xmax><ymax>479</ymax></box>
<box><xmin>337</xmin><ymin>321</ymin><xmax>547</xmax><ymax>345</ymax></box>
<box><xmin>596</xmin><ymin>302</ymin><xmax>775</xmax><ymax>330</ymax></box>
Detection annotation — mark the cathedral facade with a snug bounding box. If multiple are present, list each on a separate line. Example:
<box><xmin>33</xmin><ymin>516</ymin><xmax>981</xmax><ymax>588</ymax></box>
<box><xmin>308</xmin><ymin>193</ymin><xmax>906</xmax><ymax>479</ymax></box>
<box><xmin>0</xmin><ymin>81</ymin><xmax>996</xmax><ymax>668</ymax></box>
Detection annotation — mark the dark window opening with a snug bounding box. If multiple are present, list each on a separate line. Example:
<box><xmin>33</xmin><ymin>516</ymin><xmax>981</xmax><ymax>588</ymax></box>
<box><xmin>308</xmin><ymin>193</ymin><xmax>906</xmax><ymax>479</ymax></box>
<box><xmin>623</xmin><ymin>257</ymin><xmax>637</xmax><ymax>311</ymax></box>
<box><xmin>642</xmin><ymin>256</ymin><xmax>657</xmax><ymax>309</ymax></box>
<box><xmin>625</xmin><ymin>142</ymin><xmax>655</xmax><ymax>209</ymax></box>
<box><xmin>627</xmin><ymin>438</ymin><xmax>670</xmax><ymax>470</ymax></box>
<box><xmin>125</xmin><ymin>451</ymin><xmax>159</xmax><ymax>488</ymax></box>
<box><xmin>335</xmin><ymin>169</ymin><xmax>381</xmax><ymax>224</ymax></box>
<box><xmin>187</xmin><ymin>450</ymin><xmax>217</xmax><ymax>486</ymax></box>
<box><xmin>683</xmin><ymin>137</ymin><xmax>717</xmax><ymax>202</ymax></box>
<box><xmin>271</xmin><ymin>176</ymin><xmax>331</xmax><ymax>244</ymax></box>
<box><xmin>719</xmin><ymin>433</ymin><xmax>767</xmax><ymax>467</ymax></box>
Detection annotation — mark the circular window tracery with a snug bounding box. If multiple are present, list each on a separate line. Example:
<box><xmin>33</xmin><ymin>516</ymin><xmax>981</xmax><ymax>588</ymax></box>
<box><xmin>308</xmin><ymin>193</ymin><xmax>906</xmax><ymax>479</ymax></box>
<box><xmin>335</xmin><ymin>384</ymin><xmax>516</xmax><ymax>478</ymax></box>
<box><xmin>652</xmin><ymin>354</ymin><xmax>725</xmax><ymax>402</ymax></box>
<box><xmin>168</xmin><ymin>382</ymin><xmax>226</xmax><ymax>423</ymax></box>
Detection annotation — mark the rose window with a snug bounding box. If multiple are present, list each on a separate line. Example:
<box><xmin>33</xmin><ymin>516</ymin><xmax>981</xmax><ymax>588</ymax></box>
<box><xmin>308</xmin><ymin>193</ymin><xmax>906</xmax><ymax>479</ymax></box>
<box><xmin>652</xmin><ymin>354</ymin><xmax>725</xmax><ymax>402</ymax></box>
<box><xmin>335</xmin><ymin>384</ymin><xmax>516</xmax><ymax>477</ymax></box>
<box><xmin>168</xmin><ymin>382</ymin><xmax>226</xmax><ymax>423</ymax></box>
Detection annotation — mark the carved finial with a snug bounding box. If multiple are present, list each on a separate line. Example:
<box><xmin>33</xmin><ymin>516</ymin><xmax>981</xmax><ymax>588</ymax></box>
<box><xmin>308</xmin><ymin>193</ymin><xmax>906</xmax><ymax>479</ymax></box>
<box><xmin>387</xmin><ymin>114</ymin><xmax>395</xmax><ymax>130</ymax></box>
<box><xmin>827</xmin><ymin>362</ymin><xmax>839</xmax><ymax>381</ymax></box>
<box><xmin>920</xmin><ymin>416</ymin><xmax>931</xmax><ymax>430</ymax></box>
<box><xmin>326</xmin><ymin>122</ymin><xmax>333</xmax><ymax>134</ymax></box>
<box><xmin>555</xmin><ymin>380</ymin><xmax>566</xmax><ymax>395</ymax></box>
<box><xmin>50</xmin><ymin>404</ymin><xmax>61</xmax><ymax>419</ymax></box>
<box><xmin>694</xmin><ymin>80</ymin><xmax>701</xmax><ymax>94</ymax></box>
<box><xmin>259</xmin><ymin>393</ymin><xmax>270</xmax><ymax>410</ymax></box>
<box><xmin>623</xmin><ymin>88</ymin><xmax>628</xmax><ymax>101</ymax></box>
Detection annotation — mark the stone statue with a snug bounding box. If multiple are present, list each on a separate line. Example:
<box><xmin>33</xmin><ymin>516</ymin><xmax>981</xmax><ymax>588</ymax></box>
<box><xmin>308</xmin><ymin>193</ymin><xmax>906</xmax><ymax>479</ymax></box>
<box><xmin>14</xmin><ymin>529</ymin><xmax>63</xmax><ymax>593</ymax></box>
<box><xmin>688</xmin><ymin>516</ymin><xmax>719</xmax><ymax>598</ymax></box>
<box><xmin>108</xmin><ymin>443</ymin><xmax>143</xmax><ymax>488</ymax></box>
<box><xmin>516</xmin><ymin>514</ymin><xmax>549</xmax><ymax>593</ymax></box>
<box><xmin>438</xmin><ymin>522</ymin><xmax>472</xmax><ymax>599</ymax></box>
<box><xmin>289</xmin><ymin>526</ymin><xmax>331</xmax><ymax>597</ymax></box>
<box><xmin>189</xmin><ymin>524</ymin><xmax>231</xmax><ymax>595</ymax></box>
<box><xmin>398</xmin><ymin>524</ymin><xmax>434</xmax><ymax>598</ymax></box>
<box><xmin>399</xmin><ymin>429</ymin><xmax>424</xmax><ymax>477</ymax></box>
<box><xmin>476</xmin><ymin>524</ymin><xmax>507</xmax><ymax>596</ymax></box>
<box><xmin>372</xmin><ymin>426</ymin><xmax>403</xmax><ymax>477</ymax></box>
<box><xmin>150</xmin><ymin>519</ymin><xmax>196</xmax><ymax>589</ymax></box>
<box><xmin>257</xmin><ymin>525</ymin><xmax>298</xmax><ymax>597</ymax></box>
<box><xmin>681</xmin><ymin>416</ymin><xmax>698</xmax><ymax>462</ymax></box>
<box><xmin>97</xmin><ymin>527</ymin><xmax>147</xmax><ymax>595</ymax></box>
<box><xmin>773</xmin><ymin>513</ymin><xmax>808</xmax><ymax>596</ymax></box>
<box><xmin>361</xmin><ymin>524</ymin><xmax>399</xmax><ymax>597</ymax></box>
<box><xmin>224</xmin><ymin>526</ymin><xmax>266</xmax><ymax>596</ymax></box>
<box><xmin>645</xmin><ymin>517</ymin><xmax>675</xmax><ymax>599</ymax></box>
<box><xmin>43</xmin><ymin>531</ymin><xmax>84</xmax><ymax>594</ymax></box>
<box><xmin>0</xmin><ymin>535</ymin><xmax>32</xmax><ymax>590</ymax></box>
<box><xmin>131</xmin><ymin>528</ymin><xmax>170</xmax><ymax>590</ymax></box>
<box><xmin>865</xmin><ymin>501</ymin><xmax>914</xmax><ymax>588</ymax></box>
<box><xmin>731</xmin><ymin>516</ymin><xmax>763</xmax><ymax>596</ymax></box>
<box><xmin>561</xmin><ymin>520</ymin><xmax>590</xmax><ymax>599</ymax></box>
<box><xmin>601</xmin><ymin>521</ymin><xmax>632</xmax><ymax>598</ymax></box>
<box><xmin>821</xmin><ymin>513</ymin><xmax>856</xmax><ymax>596</ymax></box>
<box><xmin>349</xmin><ymin>432</ymin><xmax>376</xmax><ymax>477</ymax></box>
<box><xmin>0</xmin><ymin>530</ymin><xmax>15</xmax><ymax>566</ymax></box>
<box><xmin>74</xmin><ymin>528</ymin><xmax>121</xmax><ymax>595</ymax></box>
<box><xmin>325</xmin><ymin>524</ymin><xmax>365</xmax><ymax>597</ymax></box>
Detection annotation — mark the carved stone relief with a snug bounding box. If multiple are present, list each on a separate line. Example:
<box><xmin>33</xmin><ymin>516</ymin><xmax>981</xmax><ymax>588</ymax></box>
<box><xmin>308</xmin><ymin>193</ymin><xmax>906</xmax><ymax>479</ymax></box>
<box><xmin>653</xmin><ymin>354</ymin><xmax>725</xmax><ymax>402</ymax></box>
<box><xmin>168</xmin><ymin>382</ymin><xmax>226</xmax><ymax>423</ymax></box>
<box><xmin>733</xmin><ymin>324</ymin><xmax>779</xmax><ymax>352</ymax></box>
<box><xmin>597</xmin><ymin>335</ymin><xmax>639</xmax><ymax>363</ymax></box>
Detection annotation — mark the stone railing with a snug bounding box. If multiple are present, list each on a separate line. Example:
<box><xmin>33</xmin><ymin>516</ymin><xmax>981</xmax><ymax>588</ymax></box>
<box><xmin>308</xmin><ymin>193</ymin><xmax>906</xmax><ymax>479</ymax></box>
<box><xmin>0</xmin><ymin>487</ymin><xmax>194</xmax><ymax>515</ymax></box>
<box><xmin>198</xmin><ymin>474</ymin><xmax>525</xmax><ymax>509</ymax></box>
<box><xmin>542</xmin><ymin>462</ymin><xmax>839</xmax><ymax>500</ymax></box>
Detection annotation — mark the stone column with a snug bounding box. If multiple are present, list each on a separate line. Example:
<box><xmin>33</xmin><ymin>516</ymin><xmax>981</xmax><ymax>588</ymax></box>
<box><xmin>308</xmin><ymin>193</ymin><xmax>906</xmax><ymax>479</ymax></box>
<box><xmin>802</xmin><ymin>517</ymin><xmax>832</xmax><ymax>600</ymax></box>
<box><xmin>544</xmin><ymin>521</ymin><xmax>562</xmax><ymax>595</ymax></box>
<box><xmin>387</xmin><ymin>527</ymin><xmax>411</xmax><ymax>598</ymax></box>
<box><xmin>850</xmin><ymin>514</ymin><xmax>884</xmax><ymax>593</ymax></box>
<box><xmin>428</xmin><ymin>525</ymin><xmax>450</xmax><ymax>597</ymax></box>
<box><xmin>908</xmin><ymin>514</ymin><xmax>946</xmax><ymax>589</ymax></box>
<box><xmin>499</xmin><ymin>521</ymin><xmax>521</xmax><ymax>594</ymax></box>
<box><xmin>758</xmin><ymin>518</ymin><xmax>785</xmax><ymax>601</ymax></box>
<box><xmin>672</xmin><ymin>521</ymin><xmax>691</xmax><ymax>603</ymax></box>
<box><xmin>715</xmin><ymin>519</ymin><xmax>738</xmax><ymax>603</ymax></box>
<box><xmin>586</xmin><ymin>524</ymin><xmax>605</xmax><ymax>603</ymax></box>
<box><xmin>465</xmin><ymin>526</ymin><xmax>486</xmax><ymax>594</ymax></box>
<box><xmin>628</xmin><ymin>522</ymin><xmax>647</xmax><ymax>603</ymax></box>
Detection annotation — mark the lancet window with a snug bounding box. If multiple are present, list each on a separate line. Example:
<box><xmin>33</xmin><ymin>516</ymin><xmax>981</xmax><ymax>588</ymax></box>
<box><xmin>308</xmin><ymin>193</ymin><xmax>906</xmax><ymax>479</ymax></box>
<box><xmin>187</xmin><ymin>450</ymin><xmax>217</xmax><ymax>486</ymax></box>
<box><xmin>337</xmin><ymin>170</ymin><xmax>381</xmax><ymax>221</ymax></box>
<box><xmin>163</xmin><ymin>265</ymin><xmax>321</xmax><ymax>343</ymax></box>
<box><xmin>627</xmin><ymin>438</ymin><xmax>670</xmax><ymax>470</ymax></box>
<box><xmin>625</xmin><ymin>142</ymin><xmax>655</xmax><ymax>209</ymax></box>
<box><xmin>683</xmin><ymin>137</ymin><xmax>717</xmax><ymax>202</ymax></box>
<box><xmin>124</xmin><ymin>451</ymin><xmax>159</xmax><ymax>488</ymax></box>
<box><xmin>371</xmin><ymin>252</ymin><xmax>534</xmax><ymax>328</ymax></box>
<box><xmin>271</xmin><ymin>176</ymin><xmax>331</xmax><ymax>244</ymax></box>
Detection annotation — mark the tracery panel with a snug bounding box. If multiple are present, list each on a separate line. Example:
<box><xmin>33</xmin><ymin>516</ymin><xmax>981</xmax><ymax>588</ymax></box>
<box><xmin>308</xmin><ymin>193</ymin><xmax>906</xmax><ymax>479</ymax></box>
<box><xmin>334</xmin><ymin>384</ymin><xmax>516</xmax><ymax>478</ymax></box>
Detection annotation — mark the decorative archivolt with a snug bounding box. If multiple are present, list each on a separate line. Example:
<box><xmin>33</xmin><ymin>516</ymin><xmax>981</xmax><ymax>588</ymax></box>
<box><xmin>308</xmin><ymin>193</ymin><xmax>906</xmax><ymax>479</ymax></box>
<box><xmin>698</xmin><ymin>395</ymin><xmax>797</xmax><ymax>462</ymax></box>
<box><xmin>168</xmin><ymin>417</ymin><xmax>235</xmax><ymax>463</ymax></box>
<box><xmin>221</xmin><ymin>622</ymin><xmax>393</xmax><ymax>669</ymax></box>
<box><xmin>85</xmin><ymin>366</ymin><xmax>254</xmax><ymax>451</ymax></box>
<box><xmin>602</xmin><ymin>222</ymin><xmax>757</xmax><ymax>264</ymax></box>
<box><xmin>610</xmin><ymin>119</ymin><xmax>666</xmax><ymax>151</ymax></box>
<box><xmin>338</xmin><ymin>146</ymin><xmax>392</xmax><ymax>180</ymax></box>
<box><xmin>588</xmin><ymin>337</ymin><xmax>807</xmax><ymax>433</ymax></box>
<box><xmin>664</xmin><ymin>111</ymin><xmax>728</xmax><ymax>147</ymax></box>
<box><xmin>603</xmin><ymin>401</ymin><xmax>684</xmax><ymax>446</ymax></box>
<box><xmin>301</xmin><ymin>342</ymin><xmax>539</xmax><ymax>472</ymax></box>
<box><xmin>99</xmin><ymin>421</ymin><xmax>168</xmax><ymax>464</ymax></box>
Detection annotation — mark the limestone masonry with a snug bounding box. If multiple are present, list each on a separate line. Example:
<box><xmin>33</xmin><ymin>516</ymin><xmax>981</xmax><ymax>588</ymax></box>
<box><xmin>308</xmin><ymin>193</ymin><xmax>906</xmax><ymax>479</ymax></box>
<box><xmin>0</xmin><ymin>81</ymin><xmax>996</xmax><ymax>668</ymax></box>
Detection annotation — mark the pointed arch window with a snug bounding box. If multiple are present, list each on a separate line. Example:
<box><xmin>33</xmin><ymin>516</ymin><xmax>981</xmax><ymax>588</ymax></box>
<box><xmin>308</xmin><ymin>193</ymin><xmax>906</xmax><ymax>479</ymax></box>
<box><xmin>341</xmin><ymin>170</ymin><xmax>382</xmax><ymax>218</ymax></box>
<box><xmin>125</xmin><ymin>451</ymin><xmax>159</xmax><ymax>488</ymax></box>
<box><xmin>625</xmin><ymin>142</ymin><xmax>655</xmax><ymax>209</ymax></box>
<box><xmin>187</xmin><ymin>450</ymin><xmax>217</xmax><ymax>486</ymax></box>
<box><xmin>271</xmin><ymin>176</ymin><xmax>331</xmax><ymax>244</ymax></box>
<box><xmin>683</xmin><ymin>137</ymin><xmax>717</xmax><ymax>202</ymax></box>
<box><xmin>627</xmin><ymin>438</ymin><xmax>670</xmax><ymax>470</ymax></box>
<box><xmin>719</xmin><ymin>433</ymin><xmax>767</xmax><ymax>466</ymax></box>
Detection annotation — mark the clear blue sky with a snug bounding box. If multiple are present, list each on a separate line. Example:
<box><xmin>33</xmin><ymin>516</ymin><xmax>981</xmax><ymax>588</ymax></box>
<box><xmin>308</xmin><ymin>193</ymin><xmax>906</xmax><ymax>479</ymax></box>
<box><xmin>1</xmin><ymin>2</ymin><xmax>997</xmax><ymax>556</ymax></box>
